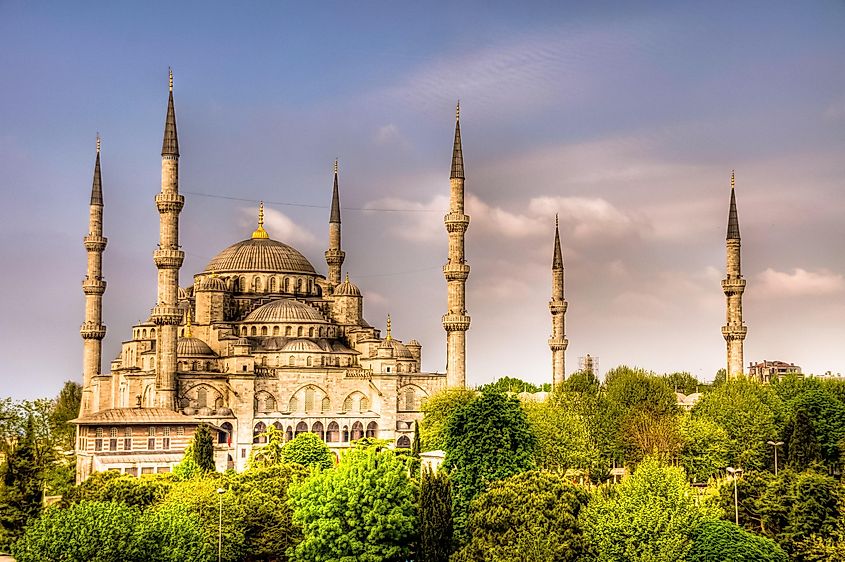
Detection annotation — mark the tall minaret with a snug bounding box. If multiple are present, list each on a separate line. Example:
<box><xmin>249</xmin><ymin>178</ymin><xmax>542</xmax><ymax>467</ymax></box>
<box><xmin>721</xmin><ymin>171</ymin><xmax>747</xmax><ymax>380</ymax></box>
<box><xmin>549</xmin><ymin>215</ymin><xmax>568</xmax><ymax>388</ymax></box>
<box><xmin>151</xmin><ymin>69</ymin><xmax>184</xmax><ymax>410</ymax></box>
<box><xmin>442</xmin><ymin>102</ymin><xmax>471</xmax><ymax>388</ymax></box>
<box><xmin>80</xmin><ymin>135</ymin><xmax>107</xmax><ymax>415</ymax></box>
<box><xmin>325</xmin><ymin>159</ymin><xmax>345</xmax><ymax>291</ymax></box>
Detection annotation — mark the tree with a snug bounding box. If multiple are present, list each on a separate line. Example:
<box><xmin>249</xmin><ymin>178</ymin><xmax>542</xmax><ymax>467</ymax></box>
<box><xmin>678</xmin><ymin>414</ymin><xmax>730</xmax><ymax>483</ymax></box>
<box><xmin>50</xmin><ymin>381</ymin><xmax>82</xmax><ymax>451</ymax></box>
<box><xmin>580</xmin><ymin>457</ymin><xmax>713</xmax><ymax>562</ymax></box>
<box><xmin>620</xmin><ymin>410</ymin><xmax>683</xmax><ymax>462</ymax></box>
<box><xmin>688</xmin><ymin>518</ymin><xmax>787</xmax><ymax>562</ymax></box>
<box><xmin>288</xmin><ymin>447</ymin><xmax>417</xmax><ymax>562</ymax></box>
<box><xmin>419</xmin><ymin>467</ymin><xmax>453</xmax><ymax>562</ymax></box>
<box><xmin>63</xmin><ymin>471</ymin><xmax>171</xmax><ymax>508</ymax></box>
<box><xmin>479</xmin><ymin>376</ymin><xmax>544</xmax><ymax>394</ymax></box>
<box><xmin>452</xmin><ymin>470</ymin><xmax>589</xmax><ymax>562</ymax></box>
<box><xmin>12</xmin><ymin>501</ymin><xmax>140</xmax><ymax>562</ymax></box>
<box><xmin>192</xmin><ymin>424</ymin><xmax>216</xmax><ymax>473</ymax></box>
<box><xmin>786</xmin><ymin>409</ymin><xmax>823</xmax><ymax>471</ymax></box>
<box><xmin>523</xmin><ymin>396</ymin><xmax>599</xmax><ymax>473</ymax></box>
<box><xmin>279</xmin><ymin>432</ymin><xmax>333</xmax><ymax>469</ymax></box>
<box><xmin>664</xmin><ymin>372</ymin><xmax>703</xmax><ymax>395</ymax></box>
<box><xmin>773</xmin><ymin>378</ymin><xmax>845</xmax><ymax>469</ymax></box>
<box><xmin>442</xmin><ymin>389</ymin><xmax>535</xmax><ymax>543</ymax></box>
<box><xmin>134</xmin><ymin>502</ymin><xmax>214</xmax><ymax>562</ymax></box>
<box><xmin>418</xmin><ymin>388</ymin><xmax>476</xmax><ymax>452</ymax></box>
<box><xmin>0</xmin><ymin>415</ymin><xmax>44</xmax><ymax>548</ymax></box>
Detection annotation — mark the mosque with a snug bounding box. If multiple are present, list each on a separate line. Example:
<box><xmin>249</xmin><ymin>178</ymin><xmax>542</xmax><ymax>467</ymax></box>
<box><xmin>72</xmin><ymin>73</ymin><xmax>473</xmax><ymax>479</ymax></box>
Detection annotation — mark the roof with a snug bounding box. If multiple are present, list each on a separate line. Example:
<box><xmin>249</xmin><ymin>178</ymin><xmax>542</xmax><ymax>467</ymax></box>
<box><xmin>204</xmin><ymin>237</ymin><xmax>317</xmax><ymax>275</ymax></box>
<box><xmin>330</xmin><ymin>165</ymin><xmax>341</xmax><ymax>223</ymax></box>
<box><xmin>727</xmin><ymin>186</ymin><xmax>740</xmax><ymax>240</ymax></box>
<box><xmin>451</xmin><ymin>115</ymin><xmax>464</xmax><ymax>180</ymax></box>
<box><xmin>72</xmin><ymin>408</ymin><xmax>197</xmax><ymax>425</ymax></box>
<box><xmin>245</xmin><ymin>298</ymin><xmax>328</xmax><ymax>323</ymax></box>
<box><xmin>177</xmin><ymin>337</ymin><xmax>216</xmax><ymax>357</ymax></box>
<box><xmin>90</xmin><ymin>150</ymin><xmax>103</xmax><ymax>206</ymax></box>
<box><xmin>161</xmin><ymin>88</ymin><xmax>179</xmax><ymax>156</ymax></box>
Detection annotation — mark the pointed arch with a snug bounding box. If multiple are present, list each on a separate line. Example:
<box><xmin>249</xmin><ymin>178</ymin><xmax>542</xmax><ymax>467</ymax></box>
<box><xmin>253</xmin><ymin>421</ymin><xmax>267</xmax><ymax>444</ymax></box>
<box><xmin>295</xmin><ymin>421</ymin><xmax>308</xmax><ymax>436</ymax></box>
<box><xmin>326</xmin><ymin>421</ymin><xmax>339</xmax><ymax>442</ymax></box>
<box><xmin>366</xmin><ymin>421</ymin><xmax>378</xmax><ymax>438</ymax></box>
<box><xmin>397</xmin><ymin>435</ymin><xmax>411</xmax><ymax>448</ymax></box>
<box><xmin>311</xmin><ymin>421</ymin><xmax>325</xmax><ymax>441</ymax></box>
<box><xmin>351</xmin><ymin>421</ymin><xmax>364</xmax><ymax>441</ymax></box>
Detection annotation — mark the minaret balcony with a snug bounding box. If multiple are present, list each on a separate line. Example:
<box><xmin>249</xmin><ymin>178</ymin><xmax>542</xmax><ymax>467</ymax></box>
<box><xmin>442</xmin><ymin>313</ymin><xmax>471</xmax><ymax>332</ymax></box>
<box><xmin>325</xmin><ymin>249</ymin><xmax>346</xmax><ymax>264</ymax></box>
<box><xmin>548</xmin><ymin>337</ymin><xmax>568</xmax><ymax>351</ymax></box>
<box><xmin>80</xmin><ymin>322</ymin><xmax>106</xmax><ymax>339</ymax></box>
<box><xmin>83</xmin><ymin>235</ymin><xmax>107</xmax><ymax>252</ymax></box>
<box><xmin>155</xmin><ymin>192</ymin><xmax>185</xmax><ymax>213</ymax></box>
<box><xmin>443</xmin><ymin>263</ymin><xmax>470</xmax><ymax>281</ymax></box>
<box><xmin>548</xmin><ymin>300</ymin><xmax>568</xmax><ymax>314</ymax></box>
<box><xmin>721</xmin><ymin>278</ymin><xmax>746</xmax><ymax>295</ymax></box>
<box><xmin>444</xmin><ymin>212</ymin><xmax>470</xmax><ymax>233</ymax></box>
<box><xmin>153</xmin><ymin>249</ymin><xmax>185</xmax><ymax>268</ymax></box>
<box><xmin>82</xmin><ymin>278</ymin><xmax>106</xmax><ymax>295</ymax></box>
<box><xmin>151</xmin><ymin>305</ymin><xmax>182</xmax><ymax>325</ymax></box>
<box><xmin>721</xmin><ymin>325</ymin><xmax>748</xmax><ymax>340</ymax></box>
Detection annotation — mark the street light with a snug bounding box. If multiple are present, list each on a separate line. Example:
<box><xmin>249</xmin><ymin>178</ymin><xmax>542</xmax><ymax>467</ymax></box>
<box><xmin>726</xmin><ymin>467</ymin><xmax>743</xmax><ymax>525</ymax></box>
<box><xmin>216</xmin><ymin>487</ymin><xmax>225</xmax><ymax>562</ymax></box>
<box><xmin>767</xmin><ymin>441</ymin><xmax>784</xmax><ymax>476</ymax></box>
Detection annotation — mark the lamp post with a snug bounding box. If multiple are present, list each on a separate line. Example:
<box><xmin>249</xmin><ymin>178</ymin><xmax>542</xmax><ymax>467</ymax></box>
<box><xmin>217</xmin><ymin>487</ymin><xmax>225</xmax><ymax>562</ymax></box>
<box><xmin>767</xmin><ymin>440</ymin><xmax>784</xmax><ymax>476</ymax></box>
<box><xmin>726</xmin><ymin>467</ymin><xmax>743</xmax><ymax>525</ymax></box>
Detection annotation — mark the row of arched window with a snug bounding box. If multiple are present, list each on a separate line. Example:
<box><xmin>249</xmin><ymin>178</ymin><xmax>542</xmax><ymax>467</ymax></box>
<box><xmin>254</xmin><ymin>389</ymin><xmax>370</xmax><ymax>414</ymax></box>
<box><xmin>229</xmin><ymin>275</ymin><xmax>318</xmax><ymax>296</ymax></box>
<box><xmin>250</xmin><ymin>420</ymin><xmax>378</xmax><ymax>444</ymax></box>
<box><xmin>257</xmin><ymin>355</ymin><xmax>353</xmax><ymax>368</ymax></box>
<box><xmin>134</xmin><ymin>327</ymin><xmax>157</xmax><ymax>340</ymax></box>
<box><xmin>238</xmin><ymin>324</ymin><xmax>337</xmax><ymax>338</ymax></box>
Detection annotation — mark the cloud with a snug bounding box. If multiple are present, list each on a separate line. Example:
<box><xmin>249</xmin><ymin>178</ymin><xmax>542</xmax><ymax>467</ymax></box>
<box><xmin>755</xmin><ymin>268</ymin><xmax>845</xmax><ymax>298</ymax></box>
<box><xmin>528</xmin><ymin>196</ymin><xmax>646</xmax><ymax>240</ymax></box>
<box><xmin>241</xmin><ymin>206</ymin><xmax>315</xmax><ymax>248</ymax></box>
<box><xmin>374</xmin><ymin>124</ymin><xmax>405</xmax><ymax>147</ymax></box>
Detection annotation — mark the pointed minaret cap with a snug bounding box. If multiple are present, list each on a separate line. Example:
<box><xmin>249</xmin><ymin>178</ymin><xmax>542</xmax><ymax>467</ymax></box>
<box><xmin>252</xmin><ymin>201</ymin><xmax>270</xmax><ymax>239</ymax></box>
<box><xmin>91</xmin><ymin>134</ymin><xmax>103</xmax><ymax>206</ymax></box>
<box><xmin>161</xmin><ymin>68</ymin><xmax>179</xmax><ymax>157</ymax></box>
<box><xmin>727</xmin><ymin>170</ymin><xmax>740</xmax><ymax>240</ymax></box>
<box><xmin>450</xmin><ymin>101</ymin><xmax>464</xmax><ymax>180</ymax></box>
<box><xmin>330</xmin><ymin>159</ymin><xmax>341</xmax><ymax>224</ymax></box>
<box><xmin>553</xmin><ymin>214</ymin><xmax>563</xmax><ymax>269</ymax></box>
<box><xmin>386</xmin><ymin>314</ymin><xmax>392</xmax><ymax>342</ymax></box>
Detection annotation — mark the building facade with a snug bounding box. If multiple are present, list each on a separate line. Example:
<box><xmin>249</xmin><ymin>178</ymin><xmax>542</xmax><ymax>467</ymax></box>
<box><xmin>73</xmin><ymin>76</ymin><xmax>455</xmax><ymax>480</ymax></box>
<box><xmin>748</xmin><ymin>360</ymin><xmax>802</xmax><ymax>383</ymax></box>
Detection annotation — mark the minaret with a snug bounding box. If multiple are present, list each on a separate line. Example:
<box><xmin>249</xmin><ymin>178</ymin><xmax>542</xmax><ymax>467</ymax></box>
<box><xmin>721</xmin><ymin>171</ymin><xmax>747</xmax><ymax>380</ymax></box>
<box><xmin>151</xmin><ymin>69</ymin><xmax>185</xmax><ymax>410</ymax></box>
<box><xmin>325</xmin><ymin>159</ymin><xmax>345</xmax><ymax>291</ymax></box>
<box><xmin>442</xmin><ymin>102</ymin><xmax>471</xmax><ymax>388</ymax></box>
<box><xmin>549</xmin><ymin>215</ymin><xmax>568</xmax><ymax>387</ymax></box>
<box><xmin>80</xmin><ymin>135</ymin><xmax>107</xmax><ymax>415</ymax></box>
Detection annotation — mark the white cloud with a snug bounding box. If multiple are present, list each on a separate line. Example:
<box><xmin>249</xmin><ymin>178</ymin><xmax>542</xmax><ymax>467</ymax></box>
<box><xmin>755</xmin><ymin>268</ymin><xmax>845</xmax><ymax>298</ymax></box>
<box><xmin>529</xmin><ymin>196</ymin><xmax>646</xmax><ymax>240</ymax></box>
<box><xmin>241</xmin><ymin>206</ymin><xmax>315</xmax><ymax>248</ymax></box>
<box><xmin>374</xmin><ymin>123</ymin><xmax>406</xmax><ymax>147</ymax></box>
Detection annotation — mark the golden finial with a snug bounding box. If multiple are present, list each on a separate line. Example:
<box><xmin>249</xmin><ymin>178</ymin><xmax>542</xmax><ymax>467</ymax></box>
<box><xmin>169</xmin><ymin>67</ymin><xmax>173</xmax><ymax>92</ymax></box>
<box><xmin>252</xmin><ymin>201</ymin><xmax>269</xmax><ymax>239</ymax></box>
<box><xmin>555</xmin><ymin>213</ymin><xmax>559</xmax><ymax>229</ymax></box>
<box><xmin>386</xmin><ymin>314</ymin><xmax>392</xmax><ymax>342</ymax></box>
<box><xmin>185</xmin><ymin>311</ymin><xmax>193</xmax><ymax>338</ymax></box>
<box><xmin>731</xmin><ymin>170</ymin><xmax>735</xmax><ymax>190</ymax></box>
<box><xmin>456</xmin><ymin>100</ymin><xmax>460</xmax><ymax>121</ymax></box>
<box><xmin>210</xmin><ymin>269</ymin><xmax>218</xmax><ymax>279</ymax></box>
<box><xmin>96</xmin><ymin>133</ymin><xmax>101</xmax><ymax>154</ymax></box>
<box><xmin>344</xmin><ymin>272</ymin><xmax>350</xmax><ymax>283</ymax></box>
<box><xmin>334</xmin><ymin>159</ymin><xmax>338</xmax><ymax>175</ymax></box>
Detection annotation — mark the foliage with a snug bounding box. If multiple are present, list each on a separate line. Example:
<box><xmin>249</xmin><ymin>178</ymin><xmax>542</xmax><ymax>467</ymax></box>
<box><xmin>12</xmin><ymin>501</ymin><xmax>140</xmax><ymax>562</ymax></box>
<box><xmin>688</xmin><ymin>518</ymin><xmax>787</xmax><ymax>562</ymax></box>
<box><xmin>692</xmin><ymin>378</ymin><xmax>783</xmax><ymax>470</ymax></box>
<box><xmin>664</xmin><ymin>371</ymin><xmax>703</xmax><ymax>395</ymax></box>
<box><xmin>419</xmin><ymin>467</ymin><xmax>453</xmax><ymax>562</ymax></box>
<box><xmin>479</xmin><ymin>376</ymin><xmax>545</xmax><ymax>394</ymax></box>
<box><xmin>786</xmin><ymin>409</ymin><xmax>823</xmax><ymax>471</ymax></box>
<box><xmin>63</xmin><ymin>471</ymin><xmax>172</xmax><ymax>508</ymax></box>
<box><xmin>418</xmin><ymin>388</ymin><xmax>476</xmax><ymax>452</ymax></box>
<box><xmin>452</xmin><ymin>470</ymin><xmax>589</xmax><ymax>562</ymax></box>
<box><xmin>50</xmin><ymin>381</ymin><xmax>82</xmax><ymax>451</ymax></box>
<box><xmin>678</xmin><ymin>414</ymin><xmax>730</xmax><ymax>483</ymax></box>
<box><xmin>134</xmin><ymin>501</ymin><xmax>214</xmax><ymax>562</ymax></box>
<box><xmin>442</xmin><ymin>390</ymin><xmax>535</xmax><ymax>543</ymax></box>
<box><xmin>523</xmin><ymin>396</ymin><xmax>599</xmax><ymax>472</ymax></box>
<box><xmin>280</xmin><ymin>432</ymin><xmax>333</xmax><ymax>469</ymax></box>
<box><xmin>581</xmin><ymin>457</ymin><xmax>714</xmax><ymax>562</ymax></box>
<box><xmin>288</xmin><ymin>447</ymin><xmax>417</xmax><ymax>562</ymax></box>
<box><xmin>620</xmin><ymin>409</ymin><xmax>683</xmax><ymax>462</ymax></box>
<box><xmin>193</xmin><ymin>424</ymin><xmax>216</xmax><ymax>473</ymax></box>
<box><xmin>0</xmin><ymin>416</ymin><xmax>44</xmax><ymax>548</ymax></box>
<box><xmin>560</xmin><ymin>369</ymin><xmax>600</xmax><ymax>395</ymax></box>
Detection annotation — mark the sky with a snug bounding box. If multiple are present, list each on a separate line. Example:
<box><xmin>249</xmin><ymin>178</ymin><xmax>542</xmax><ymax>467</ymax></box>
<box><xmin>1</xmin><ymin>1</ymin><xmax>844</xmax><ymax>400</ymax></box>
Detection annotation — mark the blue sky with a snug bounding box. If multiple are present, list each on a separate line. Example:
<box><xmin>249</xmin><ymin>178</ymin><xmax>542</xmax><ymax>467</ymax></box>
<box><xmin>1</xmin><ymin>1</ymin><xmax>844</xmax><ymax>399</ymax></box>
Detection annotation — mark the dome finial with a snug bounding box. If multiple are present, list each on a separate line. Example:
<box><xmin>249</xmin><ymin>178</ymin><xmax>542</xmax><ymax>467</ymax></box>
<box><xmin>169</xmin><ymin>67</ymin><xmax>173</xmax><ymax>92</ymax></box>
<box><xmin>334</xmin><ymin>158</ymin><xmax>338</xmax><ymax>175</ymax></box>
<box><xmin>185</xmin><ymin>310</ymin><xmax>193</xmax><ymax>338</ymax></box>
<box><xmin>252</xmin><ymin>201</ymin><xmax>269</xmax><ymax>239</ymax></box>
<box><xmin>345</xmin><ymin>272</ymin><xmax>350</xmax><ymax>283</ymax></box>
<box><xmin>731</xmin><ymin>169</ymin><xmax>735</xmax><ymax>190</ymax></box>
<box><xmin>386</xmin><ymin>314</ymin><xmax>392</xmax><ymax>342</ymax></box>
<box><xmin>96</xmin><ymin>132</ymin><xmax>101</xmax><ymax>154</ymax></box>
<box><xmin>456</xmin><ymin>100</ymin><xmax>460</xmax><ymax>121</ymax></box>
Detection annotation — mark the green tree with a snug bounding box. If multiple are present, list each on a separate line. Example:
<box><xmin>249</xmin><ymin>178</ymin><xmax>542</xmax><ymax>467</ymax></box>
<box><xmin>678</xmin><ymin>414</ymin><xmax>730</xmax><ymax>483</ymax></box>
<box><xmin>0</xmin><ymin>416</ymin><xmax>44</xmax><ymax>548</ymax></box>
<box><xmin>664</xmin><ymin>371</ymin><xmax>703</xmax><ymax>395</ymax></box>
<box><xmin>12</xmin><ymin>501</ymin><xmax>139</xmax><ymax>562</ymax></box>
<box><xmin>418</xmin><ymin>388</ymin><xmax>476</xmax><ymax>451</ymax></box>
<box><xmin>134</xmin><ymin>501</ymin><xmax>214</xmax><ymax>562</ymax></box>
<box><xmin>523</xmin><ymin>396</ymin><xmax>599</xmax><ymax>473</ymax></box>
<box><xmin>452</xmin><ymin>470</ymin><xmax>589</xmax><ymax>562</ymax></box>
<box><xmin>786</xmin><ymin>410</ymin><xmax>823</xmax><ymax>471</ymax></box>
<box><xmin>688</xmin><ymin>518</ymin><xmax>787</xmax><ymax>562</ymax></box>
<box><xmin>479</xmin><ymin>376</ymin><xmax>544</xmax><ymax>394</ymax></box>
<box><xmin>419</xmin><ymin>467</ymin><xmax>452</xmax><ymax>562</ymax></box>
<box><xmin>442</xmin><ymin>389</ymin><xmax>535</xmax><ymax>543</ymax></box>
<box><xmin>279</xmin><ymin>432</ymin><xmax>333</xmax><ymax>469</ymax></box>
<box><xmin>581</xmin><ymin>457</ymin><xmax>713</xmax><ymax>562</ymax></box>
<box><xmin>288</xmin><ymin>447</ymin><xmax>417</xmax><ymax>562</ymax></box>
<box><xmin>50</xmin><ymin>381</ymin><xmax>82</xmax><ymax>451</ymax></box>
<box><xmin>63</xmin><ymin>471</ymin><xmax>172</xmax><ymax>508</ymax></box>
<box><xmin>192</xmin><ymin>424</ymin><xmax>216</xmax><ymax>473</ymax></box>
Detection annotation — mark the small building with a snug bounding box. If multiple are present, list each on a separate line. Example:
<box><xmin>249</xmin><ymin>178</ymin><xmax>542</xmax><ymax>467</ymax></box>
<box><xmin>420</xmin><ymin>450</ymin><xmax>445</xmax><ymax>474</ymax></box>
<box><xmin>748</xmin><ymin>360</ymin><xmax>802</xmax><ymax>383</ymax></box>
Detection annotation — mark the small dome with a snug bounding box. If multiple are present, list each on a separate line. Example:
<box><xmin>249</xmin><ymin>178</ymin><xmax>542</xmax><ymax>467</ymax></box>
<box><xmin>177</xmin><ymin>337</ymin><xmax>216</xmax><ymax>357</ymax></box>
<box><xmin>406</xmin><ymin>339</ymin><xmax>421</xmax><ymax>347</ymax></box>
<box><xmin>281</xmin><ymin>339</ymin><xmax>324</xmax><ymax>353</ymax></box>
<box><xmin>199</xmin><ymin>276</ymin><xmax>227</xmax><ymax>292</ymax></box>
<box><xmin>204</xmin><ymin>238</ymin><xmax>316</xmax><ymax>275</ymax></box>
<box><xmin>245</xmin><ymin>298</ymin><xmax>327</xmax><ymax>323</ymax></box>
<box><xmin>335</xmin><ymin>277</ymin><xmax>362</xmax><ymax>297</ymax></box>
<box><xmin>235</xmin><ymin>337</ymin><xmax>252</xmax><ymax>347</ymax></box>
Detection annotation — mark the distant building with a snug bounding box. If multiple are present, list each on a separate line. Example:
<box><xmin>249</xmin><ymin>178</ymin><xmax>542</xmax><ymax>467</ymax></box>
<box><xmin>675</xmin><ymin>392</ymin><xmax>702</xmax><ymax>410</ymax></box>
<box><xmin>748</xmin><ymin>360</ymin><xmax>802</xmax><ymax>383</ymax></box>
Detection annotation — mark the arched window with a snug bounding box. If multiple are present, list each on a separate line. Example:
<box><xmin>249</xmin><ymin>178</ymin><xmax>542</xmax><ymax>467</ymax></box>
<box><xmin>142</xmin><ymin>329</ymin><xmax>147</xmax><ymax>338</ymax></box>
<box><xmin>197</xmin><ymin>387</ymin><xmax>208</xmax><ymax>409</ymax></box>
<box><xmin>305</xmin><ymin>387</ymin><xmax>315</xmax><ymax>412</ymax></box>
<box><xmin>253</xmin><ymin>422</ymin><xmax>267</xmax><ymax>444</ymax></box>
<box><xmin>306</xmin><ymin>356</ymin><xmax>312</xmax><ymax>367</ymax></box>
<box><xmin>351</xmin><ymin>421</ymin><xmax>364</xmax><ymax>441</ymax></box>
<box><xmin>250</xmin><ymin>326</ymin><xmax>256</xmax><ymax>336</ymax></box>
<box><xmin>150</xmin><ymin>328</ymin><xmax>156</xmax><ymax>337</ymax></box>
<box><xmin>321</xmin><ymin>396</ymin><xmax>331</xmax><ymax>413</ymax></box>
<box><xmin>311</xmin><ymin>421</ymin><xmax>324</xmax><ymax>441</ymax></box>
<box><xmin>297</xmin><ymin>326</ymin><xmax>303</xmax><ymax>337</ymax></box>
<box><xmin>289</xmin><ymin>396</ymin><xmax>299</xmax><ymax>412</ymax></box>
<box><xmin>285</xmin><ymin>326</ymin><xmax>292</xmax><ymax>336</ymax></box>
<box><xmin>219</xmin><ymin>422</ymin><xmax>233</xmax><ymax>444</ymax></box>
<box><xmin>360</xmin><ymin>396</ymin><xmax>370</xmax><ymax>412</ymax></box>
<box><xmin>239</xmin><ymin>276</ymin><xmax>247</xmax><ymax>292</ymax></box>
<box><xmin>266</xmin><ymin>396</ymin><xmax>276</xmax><ymax>411</ymax></box>
<box><xmin>283</xmin><ymin>277</ymin><xmax>290</xmax><ymax>292</ymax></box>
<box><xmin>253</xmin><ymin>277</ymin><xmax>262</xmax><ymax>292</ymax></box>
<box><xmin>285</xmin><ymin>426</ymin><xmax>293</xmax><ymax>442</ymax></box>
<box><xmin>326</xmin><ymin>422</ymin><xmax>339</xmax><ymax>442</ymax></box>
<box><xmin>288</xmin><ymin>355</ymin><xmax>295</xmax><ymax>367</ymax></box>
<box><xmin>403</xmin><ymin>388</ymin><xmax>415</xmax><ymax>411</ymax></box>
<box><xmin>241</xmin><ymin>326</ymin><xmax>247</xmax><ymax>336</ymax></box>
<box><xmin>272</xmin><ymin>326</ymin><xmax>280</xmax><ymax>336</ymax></box>
<box><xmin>260</xmin><ymin>326</ymin><xmax>268</xmax><ymax>336</ymax></box>
<box><xmin>342</xmin><ymin>425</ymin><xmax>349</xmax><ymax>442</ymax></box>
<box><xmin>343</xmin><ymin>395</ymin><xmax>353</xmax><ymax>412</ymax></box>
<box><xmin>319</xmin><ymin>327</ymin><xmax>324</xmax><ymax>337</ymax></box>
<box><xmin>308</xmin><ymin>327</ymin><xmax>314</xmax><ymax>337</ymax></box>
<box><xmin>269</xmin><ymin>277</ymin><xmax>277</xmax><ymax>292</ymax></box>
<box><xmin>273</xmin><ymin>421</ymin><xmax>283</xmax><ymax>432</ymax></box>
<box><xmin>366</xmin><ymin>421</ymin><xmax>378</xmax><ymax>439</ymax></box>
<box><xmin>295</xmin><ymin>421</ymin><xmax>308</xmax><ymax>436</ymax></box>
<box><xmin>296</xmin><ymin>278</ymin><xmax>302</xmax><ymax>293</ymax></box>
<box><xmin>397</xmin><ymin>435</ymin><xmax>411</xmax><ymax>448</ymax></box>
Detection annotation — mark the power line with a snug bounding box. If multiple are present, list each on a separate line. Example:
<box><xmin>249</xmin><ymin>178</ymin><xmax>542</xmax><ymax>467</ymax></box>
<box><xmin>183</xmin><ymin>190</ymin><xmax>441</xmax><ymax>213</ymax></box>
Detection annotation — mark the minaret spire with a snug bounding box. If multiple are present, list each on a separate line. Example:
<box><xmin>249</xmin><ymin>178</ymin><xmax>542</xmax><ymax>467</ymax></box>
<box><xmin>721</xmin><ymin>170</ymin><xmax>747</xmax><ymax>380</ymax></box>
<box><xmin>443</xmin><ymin>101</ymin><xmax>471</xmax><ymax>387</ymax></box>
<box><xmin>325</xmin><ymin>159</ymin><xmax>345</xmax><ymax>290</ymax></box>
<box><xmin>80</xmin><ymin>135</ymin><xmax>108</xmax><ymax>415</ymax></box>
<box><xmin>549</xmin><ymin>214</ymin><xmax>568</xmax><ymax>387</ymax></box>
<box><xmin>151</xmin><ymin>69</ymin><xmax>185</xmax><ymax>410</ymax></box>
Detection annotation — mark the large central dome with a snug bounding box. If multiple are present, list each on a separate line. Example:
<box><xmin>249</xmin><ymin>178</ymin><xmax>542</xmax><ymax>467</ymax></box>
<box><xmin>203</xmin><ymin>238</ymin><xmax>317</xmax><ymax>275</ymax></box>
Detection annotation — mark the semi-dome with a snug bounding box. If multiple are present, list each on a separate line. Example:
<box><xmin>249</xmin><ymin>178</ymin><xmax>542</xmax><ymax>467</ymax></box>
<box><xmin>177</xmin><ymin>337</ymin><xmax>216</xmax><ymax>357</ymax></box>
<box><xmin>280</xmin><ymin>339</ymin><xmax>324</xmax><ymax>353</ymax></box>
<box><xmin>199</xmin><ymin>276</ymin><xmax>227</xmax><ymax>292</ymax></box>
<box><xmin>245</xmin><ymin>298</ymin><xmax>327</xmax><ymax>323</ymax></box>
<box><xmin>203</xmin><ymin>238</ymin><xmax>317</xmax><ymax>275</ymax></box>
